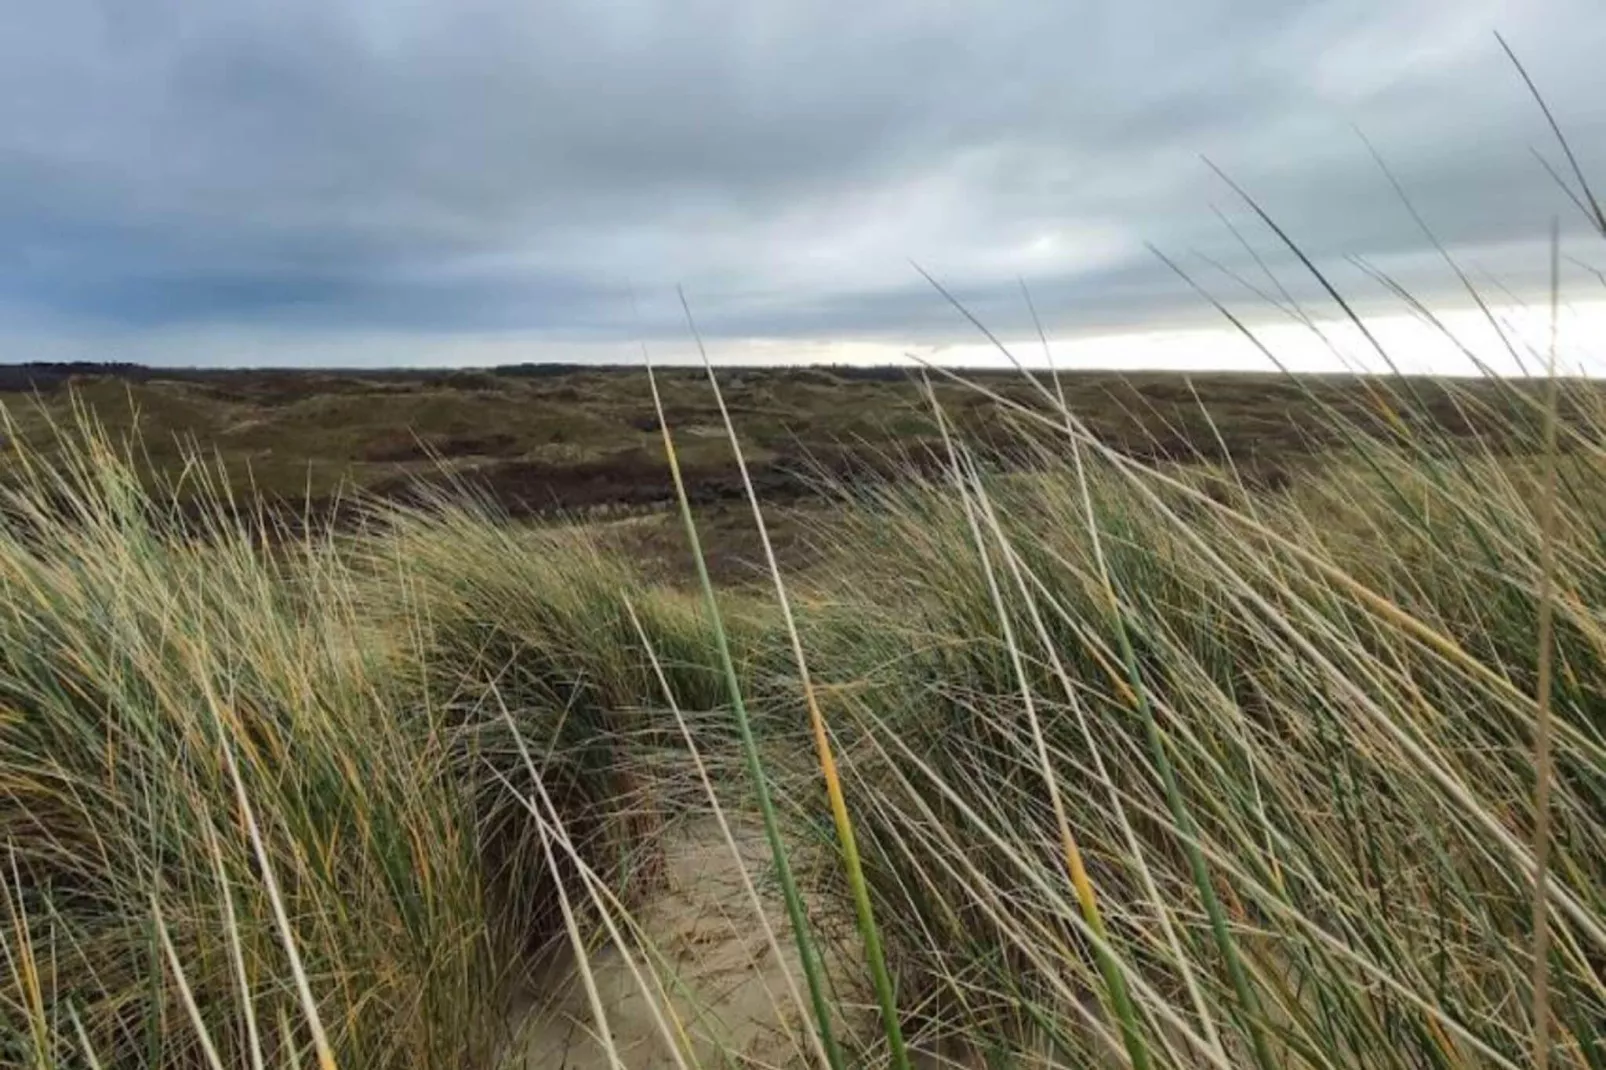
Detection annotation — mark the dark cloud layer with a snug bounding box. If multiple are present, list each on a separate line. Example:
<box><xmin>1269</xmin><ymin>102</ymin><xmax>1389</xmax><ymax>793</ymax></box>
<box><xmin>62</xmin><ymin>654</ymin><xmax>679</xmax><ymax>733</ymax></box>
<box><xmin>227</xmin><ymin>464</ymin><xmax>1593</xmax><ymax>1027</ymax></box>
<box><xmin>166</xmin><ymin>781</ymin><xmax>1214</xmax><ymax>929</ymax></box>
<box><xmin>2</xmin><ymin>0</ymin><xmax>1605</xmax><ymax>363</ymax></box>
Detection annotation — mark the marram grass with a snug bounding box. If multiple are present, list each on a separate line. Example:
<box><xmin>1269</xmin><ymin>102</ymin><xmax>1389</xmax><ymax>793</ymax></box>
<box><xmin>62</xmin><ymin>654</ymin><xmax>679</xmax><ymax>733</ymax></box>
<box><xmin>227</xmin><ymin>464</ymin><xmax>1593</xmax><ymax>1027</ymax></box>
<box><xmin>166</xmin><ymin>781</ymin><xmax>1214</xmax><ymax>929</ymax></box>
<box><xmin>2</xmin><ymin>361</ymin><xmax>1605</xmax><ymax>1070</ymax></box>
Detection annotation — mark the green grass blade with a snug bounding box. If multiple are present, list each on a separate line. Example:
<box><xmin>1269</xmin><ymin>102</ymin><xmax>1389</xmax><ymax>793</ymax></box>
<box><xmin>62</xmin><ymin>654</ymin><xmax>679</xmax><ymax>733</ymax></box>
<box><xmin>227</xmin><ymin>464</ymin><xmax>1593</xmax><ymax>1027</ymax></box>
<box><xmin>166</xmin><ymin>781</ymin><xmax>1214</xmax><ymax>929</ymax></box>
<box><xmin>643</xmin><ymin>348</ymin><xmax>845</xmax><ymax>1070</ymax></box>
<box><xmin>680</xmin><ymin>288</ymin><xmax>910</xmax><ymax>1070</ymax></box>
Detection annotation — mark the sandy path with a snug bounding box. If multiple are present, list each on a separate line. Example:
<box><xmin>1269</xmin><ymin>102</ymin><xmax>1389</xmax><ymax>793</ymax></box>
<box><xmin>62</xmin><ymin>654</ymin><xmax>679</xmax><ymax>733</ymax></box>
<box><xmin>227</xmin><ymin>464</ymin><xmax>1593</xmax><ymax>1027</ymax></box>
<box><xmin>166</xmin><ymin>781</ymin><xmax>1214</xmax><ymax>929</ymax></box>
<box><xmin>511</xmin><ymin>817</ymin><xmax>866</xmax><ymax>1070</ymax></box>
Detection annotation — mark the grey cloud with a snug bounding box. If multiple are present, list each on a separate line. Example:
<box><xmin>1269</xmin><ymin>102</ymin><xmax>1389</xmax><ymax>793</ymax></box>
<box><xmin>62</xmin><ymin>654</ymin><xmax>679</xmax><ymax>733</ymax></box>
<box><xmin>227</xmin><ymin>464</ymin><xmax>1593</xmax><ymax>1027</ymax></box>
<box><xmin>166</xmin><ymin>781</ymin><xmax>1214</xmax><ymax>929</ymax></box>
<box><xmin>1</xmin><ymin>0</ymin><xmax>1604</xmax><ymax>362</ymax></box>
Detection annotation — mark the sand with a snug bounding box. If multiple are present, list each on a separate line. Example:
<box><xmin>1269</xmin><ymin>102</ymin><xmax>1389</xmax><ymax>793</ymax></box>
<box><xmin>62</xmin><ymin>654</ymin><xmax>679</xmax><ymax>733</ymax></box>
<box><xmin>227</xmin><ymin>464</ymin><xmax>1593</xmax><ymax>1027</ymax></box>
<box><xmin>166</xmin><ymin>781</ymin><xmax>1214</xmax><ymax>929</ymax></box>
<box><xmin>511</xmin><ymin>816</ymin><xmax>868</xmax><ymax>1070</ymax></box>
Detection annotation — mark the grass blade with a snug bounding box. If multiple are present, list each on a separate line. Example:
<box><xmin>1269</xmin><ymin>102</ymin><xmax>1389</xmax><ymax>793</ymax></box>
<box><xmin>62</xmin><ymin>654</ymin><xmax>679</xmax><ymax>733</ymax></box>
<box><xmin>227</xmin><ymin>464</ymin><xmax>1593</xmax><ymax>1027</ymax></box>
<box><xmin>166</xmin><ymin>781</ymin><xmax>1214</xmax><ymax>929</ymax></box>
<box><xmin>681</xmin><ymin>290</ymin><xmax>911</xmax><ymax>1070</ymax></box>
<box><xmin>643</xmin><ymin>338</ymin><xmax>845</xmax><ymax>1070</ymax></box>
<box><xmin>1531</xmin><ymin>218</ymin><xmax>1561</xmax><ymax>1070</ymax></box>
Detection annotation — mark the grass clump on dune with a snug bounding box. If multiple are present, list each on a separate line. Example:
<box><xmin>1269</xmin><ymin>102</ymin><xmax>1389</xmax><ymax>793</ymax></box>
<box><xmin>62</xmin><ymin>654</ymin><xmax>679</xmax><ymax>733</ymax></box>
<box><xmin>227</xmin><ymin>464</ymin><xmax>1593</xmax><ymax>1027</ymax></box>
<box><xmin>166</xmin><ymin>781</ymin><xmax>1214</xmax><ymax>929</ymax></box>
<box><xmin>358</xmin><ymin>493</ymin><xmax>759</xmax><ymax>964</ymax></box>
<box><xmin>784</xmin><ymin>383</ymin><xmax>1606</xmax><ymax>1068</ymax></box>
<box><xmin>0</xmin><ymin>418</ymin><xmax>683</xmax><ymax>1068</ymax></box>
<box><xmin>0</xmin><ymin>423</ymin><xmax>492</xmax><ymax>1067</ymax></box>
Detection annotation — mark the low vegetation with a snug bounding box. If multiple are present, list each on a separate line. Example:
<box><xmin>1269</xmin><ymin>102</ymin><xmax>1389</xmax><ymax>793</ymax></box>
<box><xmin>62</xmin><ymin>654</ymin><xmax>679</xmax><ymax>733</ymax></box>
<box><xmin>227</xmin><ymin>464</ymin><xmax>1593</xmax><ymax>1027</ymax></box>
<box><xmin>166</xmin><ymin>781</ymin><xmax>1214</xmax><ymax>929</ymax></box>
<box><xmin>0</xmin><ymin>362</ymin><xmax>1579</xmax><ymax>515</ymax></box>
<box><xmin>0</xmin><ymin>346</ymin><xmax>1601</xmax><ymax>1068</ymax></box>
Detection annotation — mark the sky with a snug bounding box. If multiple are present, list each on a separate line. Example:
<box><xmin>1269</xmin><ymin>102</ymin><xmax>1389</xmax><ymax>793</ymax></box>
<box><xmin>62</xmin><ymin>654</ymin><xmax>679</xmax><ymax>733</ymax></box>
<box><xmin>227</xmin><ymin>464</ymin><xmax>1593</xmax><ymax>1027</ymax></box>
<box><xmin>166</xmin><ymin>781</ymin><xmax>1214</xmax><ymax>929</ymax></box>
<box><xmin>2</xmin><ymin>0</ymin><xmax>1605</xmax><ymax>371</ymax></box>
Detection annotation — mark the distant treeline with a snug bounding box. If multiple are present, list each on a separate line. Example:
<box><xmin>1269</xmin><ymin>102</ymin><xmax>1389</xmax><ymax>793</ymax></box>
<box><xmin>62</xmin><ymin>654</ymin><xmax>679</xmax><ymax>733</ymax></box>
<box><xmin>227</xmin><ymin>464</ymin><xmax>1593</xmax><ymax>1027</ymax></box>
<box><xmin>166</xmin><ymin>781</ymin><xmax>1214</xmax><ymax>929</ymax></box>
<box><xmin>0</xmin><ymin>362</ymin><xmax>158</xmax><ymax>391</ymax></box>
<box><xmin>0</xmin><ymin>360</ymin><xmax>927</xmax><ymax>392</ymax></box>
<box><xmin>491</xmin><ymin>362</ymin><xmax>917</xmax><ymax>382</ymax></box>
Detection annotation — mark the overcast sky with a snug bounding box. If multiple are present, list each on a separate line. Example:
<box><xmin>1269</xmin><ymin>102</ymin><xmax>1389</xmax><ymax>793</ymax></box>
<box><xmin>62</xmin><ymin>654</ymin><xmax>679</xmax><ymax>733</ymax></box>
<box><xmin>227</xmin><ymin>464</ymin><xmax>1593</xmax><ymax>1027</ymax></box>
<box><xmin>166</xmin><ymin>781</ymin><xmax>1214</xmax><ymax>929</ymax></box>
<box><xmin>2</xmin><ymin>0</ymin><xmax>1604</xmax><ymax>368</ymax></box>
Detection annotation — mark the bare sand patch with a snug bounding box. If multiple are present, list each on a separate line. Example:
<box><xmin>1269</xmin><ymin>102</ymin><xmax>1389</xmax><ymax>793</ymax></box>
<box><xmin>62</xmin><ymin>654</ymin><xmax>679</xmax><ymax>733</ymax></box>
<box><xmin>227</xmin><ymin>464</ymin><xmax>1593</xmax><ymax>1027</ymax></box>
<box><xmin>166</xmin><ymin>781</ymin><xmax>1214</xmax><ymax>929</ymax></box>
<box><xmin>511</xmin><ymin>816</ymin><xmax>869</xmax><ymax>1069</ymax></box>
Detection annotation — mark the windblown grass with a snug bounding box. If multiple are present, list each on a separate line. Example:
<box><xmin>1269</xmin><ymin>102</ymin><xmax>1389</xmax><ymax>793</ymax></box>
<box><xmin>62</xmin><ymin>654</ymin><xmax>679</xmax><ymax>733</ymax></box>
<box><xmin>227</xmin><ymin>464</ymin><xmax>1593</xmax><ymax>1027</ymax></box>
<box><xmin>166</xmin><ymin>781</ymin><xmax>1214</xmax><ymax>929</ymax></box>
<box><xmin>5</xmin><ymin>362</ymin><xmax>1606</xmax><ymax>1069</ymax></box>
<box><xmin>359</xmin><ymin>490</ymin><xmax>761</xmax><ymax>965</ymax></box>
<box><xmin>0</xmin><ymin>415</ymin><xmax>686</xmax><ymax>1068</ymax></box>
<box><xmin>788</xmin><ymin>403</ymin><xmax>1606</xmax><ymax>1066</ymax></box>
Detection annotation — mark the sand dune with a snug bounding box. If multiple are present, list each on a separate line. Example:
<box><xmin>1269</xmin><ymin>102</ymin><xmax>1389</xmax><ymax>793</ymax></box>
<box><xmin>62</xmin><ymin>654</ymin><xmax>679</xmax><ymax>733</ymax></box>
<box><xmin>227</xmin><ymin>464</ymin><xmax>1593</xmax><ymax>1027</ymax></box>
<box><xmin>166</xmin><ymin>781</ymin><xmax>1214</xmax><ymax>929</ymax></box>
<box><xmin>512</xmin><ymin>817</ymin><xmax>868</xmax><ymax>1069</ymax></box>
